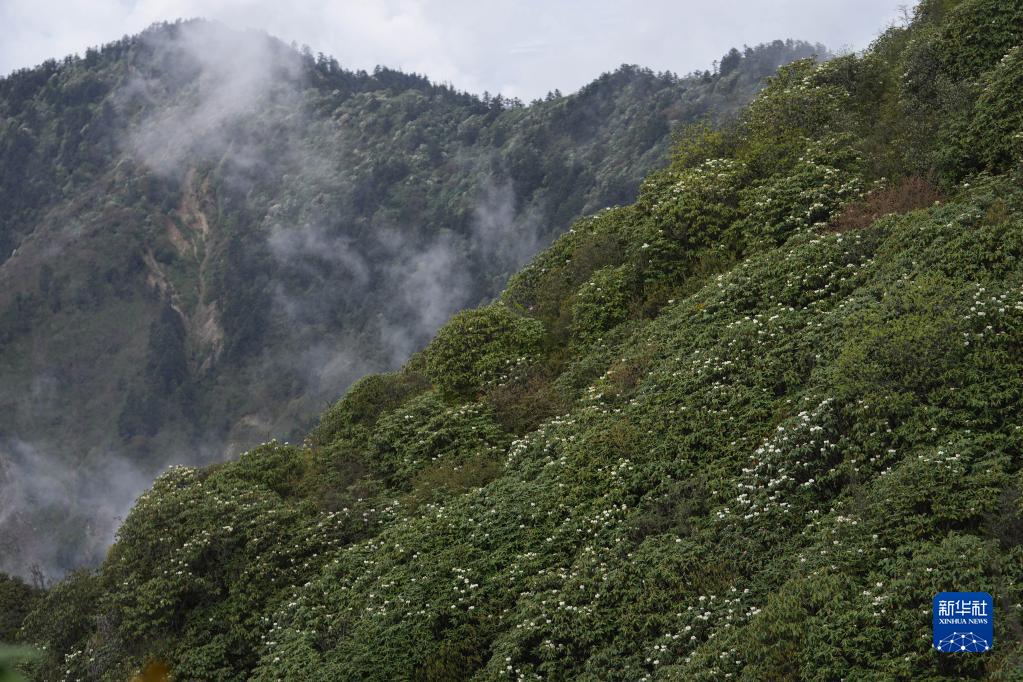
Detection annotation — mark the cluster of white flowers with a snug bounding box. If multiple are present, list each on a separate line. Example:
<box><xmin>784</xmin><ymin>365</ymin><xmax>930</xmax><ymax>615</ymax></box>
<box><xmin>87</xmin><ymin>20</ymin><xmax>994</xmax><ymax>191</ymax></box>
<box><xmin>651</xmin><ymin>157</ymin><xmax>745</xmax><ymax>213</ymax></box>
<box><xmin>722</xmin><ymin>397</ymin><xmax>837</xmax><ymax>524</ymax></box>
<box><xmin>635</xmin><ymin>586</ymin><xmax>760</xmax><ymax>675</ymax></box>
<box><xmin>961</xmin><ymin>282</ymin><xmax>1023</xmax><ymax>347</ymax></box>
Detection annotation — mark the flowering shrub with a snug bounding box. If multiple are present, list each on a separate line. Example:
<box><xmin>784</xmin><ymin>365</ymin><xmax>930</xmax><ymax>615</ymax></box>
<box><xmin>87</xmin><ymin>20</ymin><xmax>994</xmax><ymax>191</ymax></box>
<box><xmin>244</xmin><ymin>182</ymin><xmax>1023</xmax><ymax>680</ymax></box>
<box><xmin>637</xmin><ymin>157</ymin><xmax>745</xmax><ymax>288</ymax></box>
<box><xmin>368</xmin><ymin>390</ymin><xmax>509</xmax><ymax>486</ymax></box>
<box><xmin>735</xmin><ymin>135</ymin><xmax>866</xmax><ymax>248</ymax></box>
<box><xmin>932</xmin><ymin>0</ymin><xmax>1023</xmax><ymax>81</ymax></box>
<box><xmin>422</xmin><ymin>304</ymin><xmax>544</xmax><ymax>398</ymax></box>
<box><xmin>502</xmin><ymin>206</ymin><xmax>640</xmax><ymax>334</ymax></box>
<box><xmin>569</xmin><ymin>264</ymin><xmax>638</xmax><ymax>343</ymax></box>
<box><xmin>22</xmin><ymin>173</ymin><xmax>1023</xmax><ymax>682</ymax></box>
<box><xmin>736</xmin><ymin>59</ymin><xmax>852</xmax><ymax>175</ymax></box>
<box><xmin>967</xmin><ymin>46</ymin><xmax>1023</xmax><ymax>172</ymax></box>
<box><xmin>309</xmin><ymin>371</ymin><xmax>430</xmax><ymax>447</ymax></box>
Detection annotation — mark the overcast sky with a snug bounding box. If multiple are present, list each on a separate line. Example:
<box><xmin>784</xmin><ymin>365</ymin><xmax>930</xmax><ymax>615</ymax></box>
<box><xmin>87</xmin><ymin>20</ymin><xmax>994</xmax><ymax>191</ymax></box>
<box><xmin>1</xmin><ymin>0</ymin><xmax>907</xmax><ymax>100</ymax></box>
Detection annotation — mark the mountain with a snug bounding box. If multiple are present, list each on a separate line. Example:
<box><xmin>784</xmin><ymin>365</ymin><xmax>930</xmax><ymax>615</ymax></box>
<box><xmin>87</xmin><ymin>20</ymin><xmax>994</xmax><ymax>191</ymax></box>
<box><xmin>8</xmin><ymin>0</ymin><xmax>1023</xmax><ymax>678</ymax></box>
<box><xmin>0</xmin><ymin>20</ymin><xmax>823</xmax><ymax>579</ymax></box>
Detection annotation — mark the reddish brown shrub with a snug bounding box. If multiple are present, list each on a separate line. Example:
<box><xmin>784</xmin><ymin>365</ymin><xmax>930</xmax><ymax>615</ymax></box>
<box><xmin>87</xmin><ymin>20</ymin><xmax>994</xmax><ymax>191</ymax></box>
<box><xmin>485</xmin><ymin>367</ymin><xmax>570</xmax><ymax>435</ymax></box>
<box><xmin>827</xmin><ymin>176</ymin><xmax>945</xmax><ymax>232</ymax></box>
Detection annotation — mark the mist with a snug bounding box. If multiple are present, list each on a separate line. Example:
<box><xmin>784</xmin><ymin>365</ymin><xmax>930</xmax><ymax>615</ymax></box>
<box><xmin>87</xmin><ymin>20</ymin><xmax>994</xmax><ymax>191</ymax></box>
<box><xmin>125</xmin><ymin>21</ymin><xmax>305</xmax><ymax>177</ymax></box>
<box><xmin>0</xmin><ymin>22</ymin><xmax>551</xmax><ymax>581</ymax></box>
<box><xmin>268</xmin><ymin>171</ymin><xmax>546</xmax><ymax>375</ymax></box>
<box><xmin>0</xmin><ymin>439</ymin><xmax>154</xmax><ymax>580</ymax></box>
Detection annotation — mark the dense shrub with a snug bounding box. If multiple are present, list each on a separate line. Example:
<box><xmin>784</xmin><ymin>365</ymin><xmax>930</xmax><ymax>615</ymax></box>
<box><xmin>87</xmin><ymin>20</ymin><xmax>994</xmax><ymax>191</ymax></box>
<box><xmin>967</xmin><ymin>46</ymin><xmax>1023</xmax><ymax>172</ymax></box>
<box><xmin>736</xmin><ymin>59</ymin><xmax>852</xmax><ymax>175</ymax></box>
<box><xmin>0</xmin><ymin>574</ymin><xmax>41</xmax><ymax>643</ymax></box>
<box><xmin>638</xmin><ymin>157</ymin><xmax>745</xmax><ymax>287</ymax></box>
<box><xmin>18</xmin><ymin>571</ymin><xmax>104</xmax><ymax>681</ymax></box>
<box><xmin>667</xmin><ymin>120</ymin><xmax>736</xmax><ymax>172</ymax></box>
<box><xmin>25</xmin><ymin>175</ymin><xmax>1023</xmax><ymax>682</ymax></box>
<box><xmin>483</xmin><ymin>363</ymin><xmax>571</xmax><ymax>435</ymax></box>
<box><xmin>367</xmin><ymin>390</ymin><xmax>510</xmax><ymax>486</ymax></box>
<box><xmin>735</xmin><ymin>135</ymin><xmax>865</xmax><ymax>248</ymax></box>
<box><xmin>218</xmin><ymin>441</ymin><xmax>306</xmax><ymax>499</ymax></box>
<box><xmin>422</xmin><ymin>304</ymin><xmax>544</xmax><ymax>398</ymax></box>
<box><xmin>933</xmin><ymin>0</ymin><xmax>1023</xmax><ymax>81</ymax></box>
<box><xmin>503</xmin><ymin>206</ymin><xmax>638</xmax><ymax>330</ymax></box>
<box><xmin>836</xmin><ymin>275</ymin><xmax>964</xmax><ymax>399</ymax></box>
<box><xmin>309</xmin><ymin>371</ymin><xmax>430</xmax><ymax>447</ymax></box>
<box><xmin>569</xmin><ymin>265</ymin><xmax>638</xmax><ymax>342</ymax></box>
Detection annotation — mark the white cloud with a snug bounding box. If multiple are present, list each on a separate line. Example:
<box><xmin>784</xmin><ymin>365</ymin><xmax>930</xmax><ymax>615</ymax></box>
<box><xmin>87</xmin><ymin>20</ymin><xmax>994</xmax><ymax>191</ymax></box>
<box><xmin>2</xmin><ymin>0</ymin><xmax>906</xmax><ymax>99</ymax></box>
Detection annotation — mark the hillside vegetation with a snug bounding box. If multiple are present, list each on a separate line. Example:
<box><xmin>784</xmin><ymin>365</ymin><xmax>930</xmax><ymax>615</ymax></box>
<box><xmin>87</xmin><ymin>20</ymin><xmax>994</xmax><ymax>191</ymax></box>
<box><xmin>6</xmin><ymin>0</ymin><xmax>1023</xmax><ymax>679</ymax></box>
<box><xmin>0</xmin><ymin>21</ymin><xmax>819</xmax><ymax>578</ymax></box>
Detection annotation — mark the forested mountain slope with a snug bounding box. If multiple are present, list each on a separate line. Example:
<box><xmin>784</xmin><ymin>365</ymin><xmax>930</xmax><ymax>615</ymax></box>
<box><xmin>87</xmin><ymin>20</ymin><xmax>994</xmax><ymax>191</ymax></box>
<box><xmin>6</xmin><ymin>0</ymin><xmax>1023</xmax><ymax>679</ymax></box>
<box><xmin>0</xmin><ymin>20</ymin><xmax>819</xmax><ymax>578</ymax></box>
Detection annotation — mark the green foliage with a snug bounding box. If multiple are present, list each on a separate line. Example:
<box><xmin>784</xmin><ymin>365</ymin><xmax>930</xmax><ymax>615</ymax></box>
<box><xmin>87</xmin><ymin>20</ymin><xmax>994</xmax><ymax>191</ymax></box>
<box><xmin>309</xmin><ymin>371</ymin><xmax>430</xmax><ymax>447</ymax></box>
<box><xmin>24</xmin><ymin>177</ymin><xmax>1023</xmax><ymax>680</ymax></box>
<box><xmin>0</xmin><ymin>575</ymin><xmax>41</xmax><ymax>644</ymax></box>
<box><xmin>18</xmin><ymin>570</ymin><xmax>103</xmax><ymax>681</ymax></box>
<box><xmin>835</xmin><ymin>275</ymin><xmax>965</xmax><ymax>400</ymax></box>
<box><xmin>569</xmin><ymin>265</ymin><xmax>638</xmax><ymax>343</ymax></box>
<box><xmin>367</xmin><ymin>390</ymin><xmax>510</xmax><ymax>486</ymax></box>
<box><xmin>967</xmin><ymin>46</ymin><xmax>1023</xmax><ymax>172</ymax></box>
<box><xmin>734</xmin><ymin>134</ymin><xmax>866</xmax><ymax>249</ymax></box>
<box><xmin>422</xmin><ymin>304</ymin><xmax>544</xmax><ymax>398</ymax></box>
<box><xmin>667</xmin><ymin>120</ymin><xmax>734</xmax><ymax>172</ymax></box>
<box><xmin>736</xmin><ymin>59</ymin><xmax>852</xmax><ymax>175</ymax></box>
<box><xmin>932</xmin><ymin>0</ymin><xmax>1023</xmax><ymax>81</ymax></box>
<box><xmin>503</xmin><ymin>206</ymin><xmax>640</xmax><ymax>342</ymax></box>
<box><xmin>0</xmin><ymin>646</ymin><xmax>37</xmax><ymax>682</ymax></box>
<box><xmin>219</xmin><ymin>441</ymin><xmax>307</xmax><ymax>499</ymax></box>
<box><xmin>638</xmin><ymin>157</ymin><xmax>745</xmax><ymax>288</ymax></box>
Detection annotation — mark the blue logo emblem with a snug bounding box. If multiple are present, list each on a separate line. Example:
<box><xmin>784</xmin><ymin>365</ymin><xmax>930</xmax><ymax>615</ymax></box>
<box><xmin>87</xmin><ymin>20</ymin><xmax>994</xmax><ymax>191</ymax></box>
<box><xmin>933</xmin><ymin>592</ymin><xmax>993</xmax><ymax>652</ymax></box>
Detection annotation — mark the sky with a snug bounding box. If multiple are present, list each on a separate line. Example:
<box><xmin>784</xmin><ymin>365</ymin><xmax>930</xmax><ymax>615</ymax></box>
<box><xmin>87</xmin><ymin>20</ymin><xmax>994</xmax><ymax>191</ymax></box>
<box><xmin>0</xmin><ymin>0</ymin><xmax>907</xmax><ymax>101</ymax></box>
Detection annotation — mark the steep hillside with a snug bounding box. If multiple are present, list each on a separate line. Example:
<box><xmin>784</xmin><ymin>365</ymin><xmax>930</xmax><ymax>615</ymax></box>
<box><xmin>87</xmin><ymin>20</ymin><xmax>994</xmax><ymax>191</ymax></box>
<box><xmin>7</xmin><ymin>0</ymin><xmax>1023</xmax><ymax>679</ymax></box>
<box><xmin>0</xmin><ymin>21</ymin><xmax>821</xmax><ymax>578</ymax></box>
